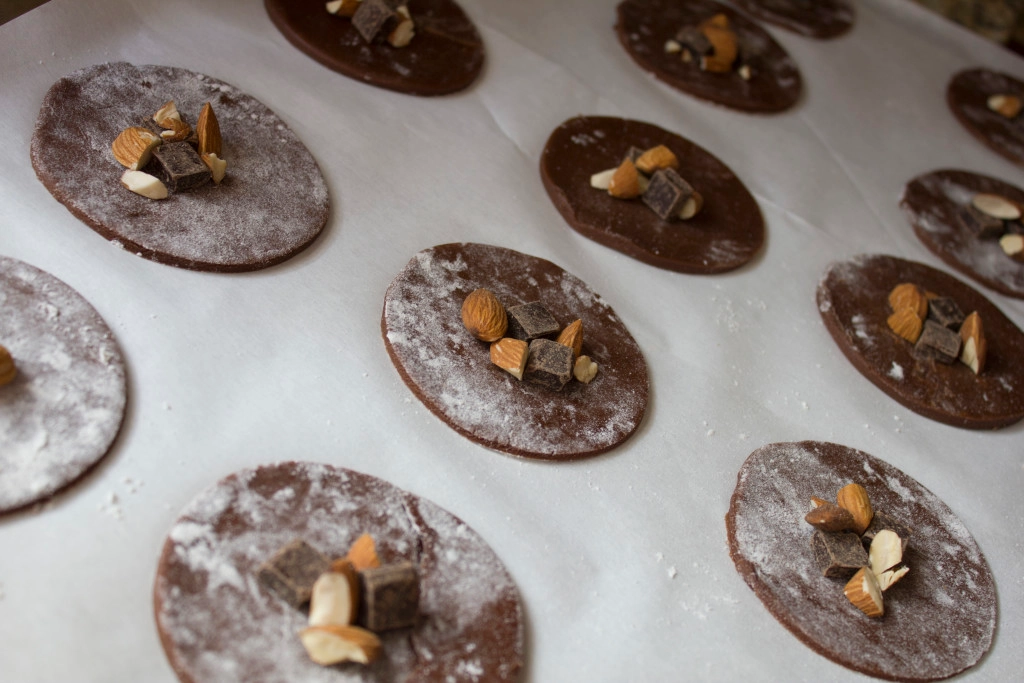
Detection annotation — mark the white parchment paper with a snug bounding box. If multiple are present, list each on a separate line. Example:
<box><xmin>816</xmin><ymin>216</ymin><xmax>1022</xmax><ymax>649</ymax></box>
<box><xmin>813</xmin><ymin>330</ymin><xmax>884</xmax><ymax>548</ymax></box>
<box><xmin>1</xmin><ymin>0</ymin><xmax>1022</xmax><ymax>681</ymax></box>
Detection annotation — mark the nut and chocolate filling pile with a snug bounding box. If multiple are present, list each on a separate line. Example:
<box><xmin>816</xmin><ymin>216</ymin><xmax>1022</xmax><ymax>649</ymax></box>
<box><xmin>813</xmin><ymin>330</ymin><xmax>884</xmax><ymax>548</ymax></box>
<box><xmin>884</xmin><ymin>282</ymin><xmax>988</xmax><ymax>374</ymax></box>
<box><xmin>663</xmin><ymin>13</ymin><xmax>760</xmax><ymax>81</ymax></box>
<box><xmin>590</xmin><ymin>143</ymin><xmax>703</xmax><ymax>222</ymax></box>
<box><xmin>326</xmin><ymin>0</ymin><xmax>416</xmax><ymax>48</ymax></box>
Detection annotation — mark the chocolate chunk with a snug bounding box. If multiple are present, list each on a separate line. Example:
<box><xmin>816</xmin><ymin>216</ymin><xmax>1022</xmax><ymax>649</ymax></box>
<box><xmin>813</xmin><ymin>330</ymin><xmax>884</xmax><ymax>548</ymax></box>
<box><xmin>359</xmin><ymin>561</ymin><xmax>420</xmax><ymax>631</ymax></box>
<box><xmin>642</xmin><ymin>168</ymin><xmax>694</xmax><ymax>220</ymax></box>
<box><xmin>506</xmin><ymin>302</ymin><xmax>559</xmax><ymax>341</ymax></box>
<box><xmin>915</xmin><ymin>320</ymin><xmax>961</xmax><ymax>363</ymax></box>
<box><xmin>524</xmin><ymin>338</ymin><xmax>573</xmax><ymax>390</ymax></box>
<box><xmin>810</xmin><ymin>530</ymin><xmax>868</xmax><ymax>579</ymax></box>
<box><xmin>863</xmin><ymin>511</ymin><xmax>912</xmax><ymax>553</ymax></box>
<box><xmin>256</xmin><ymin>539</ymin><xmax>331</xmax><ymax>608</ymax></box>
<box><xmin>623</xmin><ymin>146</ymin><xmax>644</xmax><ymax>164</ymax></box>
<box><xmin>675</xmin><ymin>25</ymin><xmax>711</xmax><ymax>55</ymax></box>
<box><xmin>927</xmin><ymin>297</ymin><xmax>966</xmax><ymax>329</ymax></box>
<box><xmin>1005</xmin><ymin>218</ymin><xmax>1024</xmax><ymax>235</ymax></box>
<box><xmin>957</xmin><ymin>205</ymin><xmax>1006</xmax><ymax>239</ymax></box>
<box><xmin>352</xmin><ymin>0</ymin><xmax>401</xmax><ymax>43</ymax></box>
<box><xmin>152</xmin><ymin>141</ymin><xmax>211</xmax><ymax>193</ymax></box>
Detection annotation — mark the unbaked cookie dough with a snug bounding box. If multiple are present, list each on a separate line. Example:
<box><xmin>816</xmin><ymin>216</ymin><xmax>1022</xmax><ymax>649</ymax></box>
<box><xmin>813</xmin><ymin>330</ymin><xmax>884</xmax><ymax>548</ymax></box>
<box><xmin>947</xmin><ymin>68</ymin><xmax>1024</xmax><ymax>167</ymax></box>
<box><xmin>727</xmin><ymin>441</ymin><xmax>997</xmax><ymax>682</ymax></box>
<box><xmin>817</xmin><ymin>254</ymin><xmax>1024</xmax><ymax>429</ymax></box>
<box><xmin>615</xmin><ymin>0</ymin><xmax>802</xmax><ymax>112</ymax></box>
<box><xmin>0</xmin><ymin>256</ymin><xmax>127</xmax><ymax>514</ymax></box>
<box><xmin>31</xmin><ymin>62</ymin><xmax>329</xmax><ymax>272</ymax></box>
<box><xmin>540</xmin><ymin>116</ymin><xmax>764</xmax><ymax>274</ymax></box>
<box><xmin>901</xmin><ymin>169</ymin><xmax>1024</xmax><ymax>299</ymax></box>
<box><xmin>729</xmin><ymin>0</ymin><xmax>854</xmax><ymax>40</ymax></box>
<box><xmin>154</xmin><ymin>461</ymin><xmax>523</xmax><ymax>682</ymax></box>
<box><xmin>265</xmin><ymin>0</ymin><xmax>484</xmax><ymax>96</ymax></box>
<box><xmin>381</xmin><ymin>243</ymin><xmax>649</xmax><ymax>460</ymax></box>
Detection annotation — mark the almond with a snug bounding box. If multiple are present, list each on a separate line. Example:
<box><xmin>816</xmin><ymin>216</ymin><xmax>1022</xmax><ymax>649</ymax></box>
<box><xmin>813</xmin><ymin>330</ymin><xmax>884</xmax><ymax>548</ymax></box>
<box><xmin>159</xmin><ymin>117</ymin><xmax>192</xmax><ymax>142</ymax></box>
<box><xmin>699</xmin><ymin>16</ymin><xmax>737</xmax><ymax>71</ymax></box>
<box><xmin>461</xmin><ymin>288</ymin><xmax>508</xmax><ymax>342</ymax></box>
<box><xmin>196</xmin><ymin>102</ymin><xmax>222</xmax><ymax>157</ymax></box>
<box><xmin>556</xmin><ymin>319</ymin><xmax>583</xmax><ymax>357</ymax></box>
<box><xmin>309</xmin><ymin>571</ymin><xmax>357</xmax><ymax>627</ymax></box>
<box><xmin>972</xmin><ymin>192</ymin><xmax>1021</xmax><ymax>220</ymax></box>
<box><xmin>299</xmin><ymin>625</ymin><xmax>381</xmax><ymax>665</ymax></box>
<box><xmin>887</xmin><ymin>282</ymin><xmax>928</xmax><ymax>319</ymax></box>
<box><xmin>590</xmin><ymin>168</ymin><xmax>617</xmax><ymax>190</ymax></box>
<box><xmin>635</xmin><ymin>145</ymin><xmax>679</xmax><ymax>174</ymax></box>
<box><xmin>201</xmin><ymin>153</ymin><xmax>227</xmax><ymax>184</ymax></box>
<box><xmin>868</xmin><ymin>529</ymin><xmax>903</xmax><ymax>576</ymax></box>
<box><xmin>573</xmin><ymin>355</ymin><xmax>598</xmax><ymax>384</ymax></box>
<box><xmin>844</xmin><ymin>567</ymin><xmax>884</xmax><ymax>618</ymax></box>
<box><xmin>987</xmin><ymin>93</ymin><xmax>1022</xmax><ymax>119</ymax></box>
<box><xmin>608</xmin><ymin>159</ymin><xmax>643</xmax><ymax>199</ymax></box>
<box><xmin>836</xmin><ymin>483</ymin><xmax>873</xmax><ymax>535</ymax></box>
<box><xmin>345</xmin><ymin>533</ymin><xmax>381</xmax><ymax>571</ymax></box>
<box><xmin>809</xmin><ymin>496</ymin><xmax>829</xmax><ymax>508</ymax></box>
<box><xmin>326</xmin><ymin>0</ymin><xmax>361</xmax><ymax>17</ymax></box>
<box><xmin>877</xmin><ymin>565</ymin><xmax>910</xmax><ymax>592</ymax></box>
<box><xmin>387</xmin><ymin>5</ymin><xmax>415</xmax><ymax>47</ymax></box>
<box><xmin>679</xmin><ymin>191</ymin><xmax>703</xmax><ymax>220</ymax></box>
<box><xmin>886</xmin><ymin>307</ymin><xmax>923</xmax><ymax>344</ymax></box>
<box><xmin>153</xmin><ymin>100</ymin><xmax>182</xmax><ymax>127</ymax></box>
<box><xmin>490</xmin><ymin>338</ymin><xmax>528</xmax><ymax>380</ymax></box>
<box><xmin>804</xmin><ymin>501</ymin><xmax>857</xmax><ymax>533</ymax></box>
<box><xmin>120</xmin><ymin>170</ymin><xmax>168</xmax><ymax>200</ymax></box>
<box><xmin>1000</xmin><ymin>233</ymin><xmax>1024</xmax><ymax>261</ymax></box>
<box><xmin>111</xmin><ymin>127</ymin><xmax>162</xmax><ymax>170</ymax></box>
<box><xmin>0</xmin><ymin>344</ymin><xmax>16</xmax><ymax>386</ymax></box>
<box><xmin>959</xmin><ymin>311</ymin><xmax>987</xmax><ymax>374</ymax></box>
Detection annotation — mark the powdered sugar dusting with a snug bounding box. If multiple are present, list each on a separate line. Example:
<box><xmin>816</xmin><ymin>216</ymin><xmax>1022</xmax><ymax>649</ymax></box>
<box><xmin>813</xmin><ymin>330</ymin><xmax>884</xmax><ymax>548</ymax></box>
<box><xmin>31</xmin><ymin>62</ymin><xmax>328</xmax><ymax>271</ymax></box>
<box><xmin>382</xmin><ymin>243</ymin><xmax>648</xmax><ymax>460</ymax></box>
<box><xmin>155</xmin><ymin>462</ymin><xmax>523</xmax><ymax>682</ymax></box>
<box><xmin>727</xmin><ymin>441</ymin><xmax>996</xmax><ymax>680</ymax></box>
<box><xmin>0</xmin><ymin>256</ymin><xmax>127</xmax><ymax>513</ymax></box>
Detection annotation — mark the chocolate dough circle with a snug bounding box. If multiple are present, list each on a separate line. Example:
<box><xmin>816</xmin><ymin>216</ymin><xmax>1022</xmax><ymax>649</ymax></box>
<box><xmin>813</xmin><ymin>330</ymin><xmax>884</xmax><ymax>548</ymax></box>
<box><xmin>0</xmin><ymin>256</ymin><xmax>127</xmax><ymax>514</ymax></box>
<box><xmin>901</xmin><ymin>169</ymin><xmax>1024</xmax><ymax>300</ymax></box>
<box><xmin>540</xmin><ymin>116</ymin><xmax>764</xmax><ymax>274</ymax></box>
<box><xmin>729</xmin><ymin>0</ymin><xmax>854</xmax><ymax>40</ymax></box>
<box><xmin>817</xmin><ymin>254</ymin><xmax>1024</xmax><ymax>429</ymax></box>
<box><xmin>948</xmin><ymin>69</ymin><xmax>1024</xmax><ymax>167</ymax></box>
<box><xmin>615</xmin><ymin>0</ymin><xmax>802</xmax><ymax>113</ymax></box>
<box><xmin>265</xmin><ymin>0</ymin><xmax>484</xmax><ymax>97</ymax></box>
<box><xmin>381</xmin><ymin>243</ymin><xmax>649</xmax><ymax>460</ymax></box>
<box><xmin>31</xmin><ymin>62</ymin><xmax>329</xmax><ymax>272</ymax></box>
<box><xmin>726</xmin><ymin>441</ymin><xmax>997</xmax><ymax>682</ymax></box>
<box><xmin>154</xmin><ymin>461</ymin><xmax>524</xmax><ymax>682</ymax></box>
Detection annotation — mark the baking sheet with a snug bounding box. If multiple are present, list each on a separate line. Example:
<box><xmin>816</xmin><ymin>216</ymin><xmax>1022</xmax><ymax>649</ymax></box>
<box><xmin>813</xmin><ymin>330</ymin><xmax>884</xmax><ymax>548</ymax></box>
<box><xmin>1</xmin><ymin>0</ymin><xmax>1022</xmax><ymax>680</ymax></box>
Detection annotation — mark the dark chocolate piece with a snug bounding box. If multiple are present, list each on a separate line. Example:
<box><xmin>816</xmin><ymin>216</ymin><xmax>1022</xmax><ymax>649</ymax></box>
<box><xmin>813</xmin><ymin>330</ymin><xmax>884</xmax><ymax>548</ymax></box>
<box><xmin>1005</xmin><ymin>218</ymin><xmax>1024</xmax><ymax>235</ymax></box>
<box><xmin>623</xmin><ymin>146</ymin><xmax>645</xmax><ymax>164</ymax></box>
<box><xmin>927</xmin><ymin>297</ymin><xmax>966</xmax><ymax>329</ymax></box>
<box><xmin>524</xmin><ymin>339</ymin><xmax>573</xmax><ymax>390</ymax></box>
<box><xmin>506</xmin><ymin>302</ymin><xmax>560</xmax><ymax>341</ymax></box>
<box><xmin>642</xmin><ymin>168</ymin><xmax>694</xmax><ymax>220</ymax></box>
<box><xmin>256</xmin><ymin>538</ymin><xmax>331</xmax><ymax>608</ymax></box>
<box><xmin>359</xmin><ymin>561</ymin><xmax>420</xmax><ymax>631</ymax></box>
<box><xmin>862</xmin><ymin>511</ymin><xmax>912</xmax><ymax>553</ymax></box>
<box><xmin>151</xmin><ymin>141</ymin><xmax>211</xmax><ymax>193</ymax></box>
<box><xmin>675</xmin><ymin>25</ymin><xmax>712</xmax><ymax>55</ymax></box>
<box><xmin>956</xmin><ymin>205</ymin><xmax>1005</xmax><ymax>239</ymax></box>
<box><xmin>353</xmin><ymin>0</ymin><xmax>401</xmax><ymax>43</ymax></box>
<box><xmin>916</xmin><ymin>320</ymin><xmax>961</xmax><ymax>363</ymax></box>
<box><xmin>810</xmin><ymin>530</ymin><xmax>867</xmax><ymax>578</ymax></box>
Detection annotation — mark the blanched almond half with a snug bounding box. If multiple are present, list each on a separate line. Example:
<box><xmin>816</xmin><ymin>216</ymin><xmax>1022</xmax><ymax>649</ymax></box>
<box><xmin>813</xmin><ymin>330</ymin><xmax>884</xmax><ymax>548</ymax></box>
<box><xmin>299</xmin><ymin>625</ymin><xmax>381</xmax><ymax>665</ymax></box>
<box><xmin>309</xmin><ymin>571</ymin><xmax>357</xmax><ymax>627</ymax></box>
<box><xmin>972</xmin><ymin>193</ymin><xmax>1021</xmax><ymax>220</ymax></box>
<box><xmin>868</xmin><ymin>529</ymin><xmax>903</xmax><ymax>576</ymax></box>
<box><xmin>590</xmin><ymin>168</ymin><xmax>617</xmax><ymax>190</ymax></box>
<box><xmin>120</xmin><ymin>170</ymin><xmax>168</xmax><ymax>200</ymax></box>
<box><xmin>201</xmin><ymin>153</ymin><xmax>227</xmax><ymax>184</ymax></box>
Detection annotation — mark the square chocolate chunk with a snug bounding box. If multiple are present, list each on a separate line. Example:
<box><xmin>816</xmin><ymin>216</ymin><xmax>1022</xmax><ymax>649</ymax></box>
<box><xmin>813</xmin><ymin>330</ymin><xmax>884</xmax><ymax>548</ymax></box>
<box><xmin>256</xmin><ymin>539</ymin><xmax>331</xmax><ymax>608</ymax></box>
<box><xmin>957</xmin><ymin>205</ymin><xmax>1006</xmax><ymax>239</ymax></box>
<box><xmin>507</xmin><ymin>302</ymin><xmax>559</xmax><ymax>341</ymax></box>
<box><xmin>810</xmin><ymin>530</ymin><xmax>868</xmax><ymax>579</ymax></box>
<box><xmin>863</xmin><ymin>511</ymin><xmax>912</xmax><ymax>553</ymax></box>
<box><xmin>524</xmin><ymin>338</ymin><xmax>573</xmax><ymax>390</ymax></box>
<box><xmin>927</xmin><ymin>297</ymin><xmax>965</xmax><ymax>329</ymax></box>
<box><xmin>642</xmin><ymin>168</ymin><xmax>694</xmax><ymax>220</ymax></box>
<box><xmin>353</xmin><ymin>0</ymin><xmax>401</xmax><ymax>43</ymax></box>
<box><xmin>152</xmin><ymin>141</ymin><xmax>211</xmax><ymax>193</ymax></box>
<box><xmin>359</xmin><ymin>561</ymin><xmax>420</xmax><ymax>631</ymax></box>
<box><xmin>915</xmin><ymin>320</ymin><xmax>961</xmax><ymax>363</ymax></box>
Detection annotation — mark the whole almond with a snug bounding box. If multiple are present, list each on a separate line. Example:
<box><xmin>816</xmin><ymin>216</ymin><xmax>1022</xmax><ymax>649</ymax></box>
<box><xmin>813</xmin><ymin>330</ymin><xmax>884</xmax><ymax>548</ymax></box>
<box><xmin>804</xmin><ymin>501</ymin><xmax>857</xmax><ymax>533</ymax></box>
<box><xmin>555</xmin><ymin>319</ymin><xmax>583</xmax><ymax>357</ymax></box>
<box><xmin>608</xmin><ymin>159</ymin><xmax>643</xmax><ymax>199</ymax></box>
<box><xmin>0</xmin><ymin>344</ymin><xmax>16</xmax><ymax>386</ymax></box>
<box><xmin>887</xmin><ymin>282</ymin><xmax>928</xmax><ymax>319</ymax></box>
<box><xmin>635</xmin><ymin>145</ymin><xmax>679</xmax><ymax>174</ymax></box>
<box><xmin>461</xmin><ymin>289</ymin><xmax>507</xmax><ymax>342</ymax></box>
<box><xmin>836</xmin><ymin>483</ymin><xmax>873</xmax><ymax>535</ymax></box>
<box><xmin>196</xmin><ymin>102</ymin><xmax>222</xmax><ymax>157</ymax></box>
<box><xmin>886</xmin><ymin>307</ymin><xmax>923</xmax><ymax>344</ymax></box>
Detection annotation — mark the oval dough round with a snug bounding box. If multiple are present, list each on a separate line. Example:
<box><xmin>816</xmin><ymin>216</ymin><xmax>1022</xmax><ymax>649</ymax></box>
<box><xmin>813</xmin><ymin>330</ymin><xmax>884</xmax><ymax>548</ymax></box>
<box><xmin>154</xmin><ymin>461</ymin><xmax>524</xmax><ymax>682</ymax></box>
<box><xmin>729</xmin><ymin>0</ymin><xmax>854</xmax><ymax>40</ymax></box>
<box><xmin>540</xmin><ymin>116</ymin><xmax>764</xmax><ymax>274</ymax></box>
<box><xmin>901</xmin><ymin>168</ymin><xmax>1024</xmax><ymax>300</ymax></box>
<box><xmin>727</xmin><ymin>440</ymin><xmax>997</xmax><ymax>682</ymax></box>
<box><xmin>381</xmin><ymin>243</ymin><xmax>649</xmax><ymax>460</ymax></box>
<box><xmin>31</xmin><ymin>62</ymin><xmax>329</xmax><ymax>272</ymax></box>
<box><xmin>947</xmin><ymin>68</ymin><xmax>1024</xmax><ymax>167</ymax></box>
<box><xmin>0</xmin><ymin>256</ymin><xmax>127</xmax><ymax>514</ymax></box>
<box><xmin>817</xmin><ymin>254</ymin><xmax>1024</xmax><ymax>429</ymax></box>
<box><xmin>615</xmin><ymin>0</ymin><xmax>802</xmax><ymax>112</ymax></box>
<box><xmin>265</xmin><ymin>0</ymin><xmax>484</xmax><ymax>96</ymax></box>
